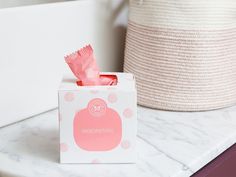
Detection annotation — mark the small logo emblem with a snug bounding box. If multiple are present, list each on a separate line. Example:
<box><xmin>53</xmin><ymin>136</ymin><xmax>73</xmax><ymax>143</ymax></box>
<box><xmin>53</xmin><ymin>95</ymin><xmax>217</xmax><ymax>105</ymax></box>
<box><xmin>88</xmin><ymin>98</ymin><xmax>107</xmax><ymax>117</ymax></box>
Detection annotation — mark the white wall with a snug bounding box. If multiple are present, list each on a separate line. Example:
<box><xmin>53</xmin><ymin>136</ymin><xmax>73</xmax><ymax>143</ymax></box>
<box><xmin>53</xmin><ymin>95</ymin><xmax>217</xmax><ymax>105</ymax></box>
<box><xmin>0</xmin><ymin>0</ymin><xmax>66</xmax><ymax>8</ymax></box>
<box><xmin>0</xmin><ymin>0</ymin><xmax>128</xmax><ymax>127</ymax></box>
<box><xmin>0</xmin><ymin>0</ymin><xmax>128</xmax><ymax>71</ymax></box>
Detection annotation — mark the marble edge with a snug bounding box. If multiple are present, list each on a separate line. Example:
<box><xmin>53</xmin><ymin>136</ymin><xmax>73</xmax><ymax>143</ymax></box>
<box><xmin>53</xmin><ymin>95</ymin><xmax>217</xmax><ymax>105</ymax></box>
<box><xmin>175</xmin><ymin>133</ymin><xmax>236</xmax><ymax>177</ymax></box>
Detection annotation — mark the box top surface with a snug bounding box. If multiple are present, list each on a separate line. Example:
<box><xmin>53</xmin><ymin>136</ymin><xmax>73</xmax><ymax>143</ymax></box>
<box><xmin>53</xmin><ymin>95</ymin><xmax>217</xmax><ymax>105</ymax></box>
<box><xmin>59</xmin><ymin>72</ymin><xmax>136</xmax><ymax>92</ymax></box>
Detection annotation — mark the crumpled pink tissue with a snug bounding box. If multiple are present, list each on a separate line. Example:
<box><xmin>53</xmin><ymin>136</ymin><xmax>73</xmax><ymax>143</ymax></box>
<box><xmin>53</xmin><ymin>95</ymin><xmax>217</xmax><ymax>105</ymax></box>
<box><xmin>65</xmin><ymin>45</ymin><xmax>117</xmax><ymax>86</ymax></box>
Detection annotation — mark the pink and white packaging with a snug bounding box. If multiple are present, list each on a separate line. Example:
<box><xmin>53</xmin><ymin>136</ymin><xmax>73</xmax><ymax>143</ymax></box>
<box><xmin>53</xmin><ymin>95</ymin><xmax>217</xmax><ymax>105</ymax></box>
<box><xmin>58</xmin><ymin>72</ymin><xmax>137</xmax><ymax>163</ymax></box>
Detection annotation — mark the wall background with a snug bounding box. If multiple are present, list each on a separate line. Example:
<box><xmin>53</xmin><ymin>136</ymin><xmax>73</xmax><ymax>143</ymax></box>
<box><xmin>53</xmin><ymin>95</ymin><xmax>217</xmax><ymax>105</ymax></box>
<box><xmin>0</xmin><ymin>0</ymin><xmax>66</xmax><ymax>8</ymax></box>
<box><xmin>0</xmin><ymin>0</ymin><xmax>128</xmax><ymax>71</ymax></box>
<box><xmin>0</xmin><ymin>0</ymin><xmax>128</xmax><ymax>127</ymax></box>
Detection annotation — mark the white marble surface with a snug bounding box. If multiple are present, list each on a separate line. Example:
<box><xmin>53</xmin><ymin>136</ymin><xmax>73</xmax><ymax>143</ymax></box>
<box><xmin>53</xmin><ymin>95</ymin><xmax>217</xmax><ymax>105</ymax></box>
<box><xmin>0</xmin><ymin>106</ymin><xmax>236</xmax><ymax>177</ymax></box>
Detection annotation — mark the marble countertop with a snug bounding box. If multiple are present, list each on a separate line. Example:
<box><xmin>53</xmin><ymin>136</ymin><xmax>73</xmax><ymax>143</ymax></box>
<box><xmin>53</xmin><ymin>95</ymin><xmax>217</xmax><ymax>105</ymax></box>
<box><xmin>0</xmin><ymin>106</ymin><xmax>236</xmax><ymax>177</ymax></box>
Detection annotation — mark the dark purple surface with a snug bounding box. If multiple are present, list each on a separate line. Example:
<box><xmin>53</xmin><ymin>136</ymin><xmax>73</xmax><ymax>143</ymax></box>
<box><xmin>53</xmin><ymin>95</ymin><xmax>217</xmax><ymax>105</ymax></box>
<box><xmin>192</xmin><ymin>144</ymin><xmax>236</xmax><ymax>177</ymax></box>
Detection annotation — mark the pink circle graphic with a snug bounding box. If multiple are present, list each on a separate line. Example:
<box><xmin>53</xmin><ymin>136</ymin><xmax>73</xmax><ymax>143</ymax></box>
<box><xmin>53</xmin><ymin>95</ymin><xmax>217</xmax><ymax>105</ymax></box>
<box><xmin>64</xmin><ymin>92</ymin><xmax>74</xmax><ymax>102</ymax></box>
<box><xmin>108</xmin><ymin>93</ymin><xmax>117</xmax><ymax>103</ymax></box>
<box><xmin>60</xmin><ymin>143</ymin><xmax>68</xmax><ymax>152</ymax></box>
<box><xmin>91</xmin><ymin>159</ymin><xmax>100</xmax><ymax>164</ymax></box>
<box><xmin>123</xmin><ymin>108</ymin><xmax>133</xmax><ymax>118</ymax></box>
<box><xmin>121</xmin><ymin>140</ymin><xmax>131</xmax><ymax>149</ymax></box>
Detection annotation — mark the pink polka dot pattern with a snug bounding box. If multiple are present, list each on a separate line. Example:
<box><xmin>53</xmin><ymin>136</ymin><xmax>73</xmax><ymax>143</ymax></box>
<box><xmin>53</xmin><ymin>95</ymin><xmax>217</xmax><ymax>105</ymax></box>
<box><xmin>123</xmin><ymin>108</ymin><xmax>133</xmax><ymax>118</ymax></box>
<box><xmin>121</xmin><ymin>140</ymin><xmax>131</xmax><ymax>149</ymax></box>
<box><xmin>60</xmin><ymin>143</ymin><xmax>68</xmax><ymax>152</ymax></box>
<box><xmin>64</xmin><ymin>92</ymin><xmax>74</xmax><ymax>102</ymax></box>
<box><xmin>108</xmin><ymin>93</ymin><xmax>117</xmax><ymax>103</ymax></box>
<box><xmin>91</xmin><ymin>159</ymin><xmax>100</xmax><ymax>164</ymax></box>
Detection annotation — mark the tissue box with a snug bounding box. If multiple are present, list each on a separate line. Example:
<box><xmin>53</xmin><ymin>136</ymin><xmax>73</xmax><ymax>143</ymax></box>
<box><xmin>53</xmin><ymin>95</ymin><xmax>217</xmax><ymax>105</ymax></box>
<box><xmin>58</xmin><ymin>72</ymin><xmax>137</xmax><ymax>163</ymax></box>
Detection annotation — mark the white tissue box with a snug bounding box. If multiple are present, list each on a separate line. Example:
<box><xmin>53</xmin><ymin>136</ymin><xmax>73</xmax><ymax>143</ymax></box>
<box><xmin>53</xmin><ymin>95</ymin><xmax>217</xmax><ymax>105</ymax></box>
<box><xmin>58</xmin><ymin>72</ymin><xmax>137</xmax><ymax>163</ymax></box>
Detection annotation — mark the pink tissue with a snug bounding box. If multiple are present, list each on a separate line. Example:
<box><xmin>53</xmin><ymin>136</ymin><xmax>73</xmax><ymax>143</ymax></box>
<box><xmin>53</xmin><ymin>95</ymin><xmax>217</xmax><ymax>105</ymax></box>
<box><xmin>65</xmin><ymin>45</ymin><xmax>116</xmax><ymax>86</ymax></box>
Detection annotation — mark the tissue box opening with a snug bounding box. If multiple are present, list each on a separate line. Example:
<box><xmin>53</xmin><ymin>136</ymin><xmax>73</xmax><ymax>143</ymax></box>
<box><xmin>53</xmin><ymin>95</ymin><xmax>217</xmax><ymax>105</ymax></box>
<box><xmin>76</xmin><ymin>74</ymin><xmax>118</xmax><ymax>86</ymax></box>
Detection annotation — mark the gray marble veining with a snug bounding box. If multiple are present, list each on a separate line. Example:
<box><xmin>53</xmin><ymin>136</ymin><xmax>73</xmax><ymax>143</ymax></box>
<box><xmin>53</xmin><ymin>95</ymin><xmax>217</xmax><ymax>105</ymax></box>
<box><xmin>0</xmin><ymin>106</ymin><xmax>236</xmax><ymax>177</ymax></box>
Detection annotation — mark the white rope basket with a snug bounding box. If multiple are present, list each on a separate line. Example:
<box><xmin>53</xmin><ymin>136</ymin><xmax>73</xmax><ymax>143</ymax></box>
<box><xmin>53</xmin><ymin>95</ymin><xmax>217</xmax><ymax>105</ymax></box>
<box><xmin>124</xmin><ymin>0</ymin><xmax>236</xmax><ymax>111</ymax></box>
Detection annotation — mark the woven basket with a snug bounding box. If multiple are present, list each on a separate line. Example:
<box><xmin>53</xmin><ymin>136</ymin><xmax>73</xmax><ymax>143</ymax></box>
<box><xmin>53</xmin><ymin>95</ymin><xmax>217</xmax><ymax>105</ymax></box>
<box><xmin>124</xmin><ymin>0</ymin><xmax>236</xmax><ymax>111</ymax></box>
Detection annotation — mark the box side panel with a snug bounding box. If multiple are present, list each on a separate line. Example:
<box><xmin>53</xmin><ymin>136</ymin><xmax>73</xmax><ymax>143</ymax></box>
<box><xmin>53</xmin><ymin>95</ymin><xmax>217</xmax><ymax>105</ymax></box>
<box><xmin>59</xmin><ymin>87</ymin><xmax>137</xmax><ymax>163</ymax></box>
